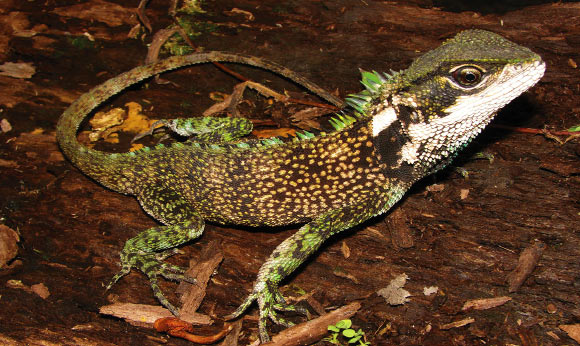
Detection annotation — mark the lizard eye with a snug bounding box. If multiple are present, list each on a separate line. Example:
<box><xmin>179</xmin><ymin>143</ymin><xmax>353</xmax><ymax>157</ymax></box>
<box><xmin>451</xmin><ymin>65</ymin><xmax>483</xmax><ymax>88</ymax></box>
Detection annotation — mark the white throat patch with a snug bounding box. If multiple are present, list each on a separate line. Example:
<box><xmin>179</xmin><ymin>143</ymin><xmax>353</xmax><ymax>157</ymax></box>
<box><xmin>371</xmin><ymin>107</ymin><xmax>398</xmax><ymax>136</ymax></box>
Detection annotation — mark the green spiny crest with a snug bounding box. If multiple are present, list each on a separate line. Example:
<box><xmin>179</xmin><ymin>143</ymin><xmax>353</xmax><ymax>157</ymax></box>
<box><xmin>328</xmin><ymin>113</ymin><xmax>357</xmax><ymax>131</ymax></box>
<box><xmin>295</xmin><ymin>130</ymin><xmax>316</xmax><ymax>140</ymax></box>
<box><xmin>345</xmin><ymin>70</ymin><xmax>397</xmax><ymax>114</ymax></box>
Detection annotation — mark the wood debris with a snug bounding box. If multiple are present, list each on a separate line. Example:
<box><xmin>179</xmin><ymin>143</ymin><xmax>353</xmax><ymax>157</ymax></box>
<box><xmin>439</xmin><ymin>317</ymin><xmax>475</xmax><ymax>330</ymax></box>
<box><xmin>462</xmin><ymin>296</ymin><xmax>511</xmax><ymax>311</ymax></box>
<box><xmin>264</xmin><ymin>302</ymin><xmax>361</xmax><ymax>346</ymax></box>
<box><xmin>506</xmin><ymin>240</ymin><xmax>545</xmax><ymax>292</ymax></box>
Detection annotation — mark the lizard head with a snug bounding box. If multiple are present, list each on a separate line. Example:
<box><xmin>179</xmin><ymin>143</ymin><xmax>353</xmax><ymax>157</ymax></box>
<box><xmin>367</xmin><ymin>29</ymin><xmax>545</xmax><ymax>179</ymax></box>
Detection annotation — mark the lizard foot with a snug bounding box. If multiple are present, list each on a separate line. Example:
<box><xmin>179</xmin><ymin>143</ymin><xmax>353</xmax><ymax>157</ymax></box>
<box><xmin>106</xmin><ymin>248</ymin><xmax>196</xmax><ymax>315</ymax></box>
<box><xmin>225</xmin><ymin>281</ymin><xmax>308</xmax><ymax>342</ymax></box>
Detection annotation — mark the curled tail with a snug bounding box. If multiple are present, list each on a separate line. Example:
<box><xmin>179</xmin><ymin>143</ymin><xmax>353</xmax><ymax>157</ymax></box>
<box><xmin>56</xmin><ymin>51</ymin><xmax>343</xmax><ymax>193</ymax></box>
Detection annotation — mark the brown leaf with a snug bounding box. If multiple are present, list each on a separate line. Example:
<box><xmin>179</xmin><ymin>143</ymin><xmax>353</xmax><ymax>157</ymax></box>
<box><xmin>253</xmin><ymin>128</ymin><xmax>296</xmax><ymax>138</ymax></box>
<box><xmin>52</xmin><ymin>0</ymin><xmax>137</xmax><ymax>27</ymax></box>
<box><xmin>340</xmin><ymin>241</ymin><xmax>350</xmax><ymax>259</ymax></box>
<box><xmin>0</xmin><ymin>62</ymin><xmax>35</xmax><ymax>79</ymax></box>
<box><xmin>0</xmin><ymin>225</ymin><xmax>19</xmax><ymax>269</ymax></box>
<box><xmin>30</xmin><ymin>283</ymin><xmax>50</xmax><ymax>299</ymax></box>
<box><xmin>0</xmin><ymin>118</ymin><xmax>12</xmax><ymax>132</ymax></box>
<box><xmin>506</xmin><ymin>240</ymin><xmax>545</xmax><ymax>292</ymax></box>
<box><xmin>377</xmin><ymin>274</ymin><xmax>411</xmax><ymax>306</ymax></box>
<box><xmin>560</xmin><ymin>324</ymin><xmax>580</xmax><ymax>343</ymax></box>
<box><xmin>290</xmin><ymin>107</ymin><xmax>332</xmax><ymax>130</ymax></box>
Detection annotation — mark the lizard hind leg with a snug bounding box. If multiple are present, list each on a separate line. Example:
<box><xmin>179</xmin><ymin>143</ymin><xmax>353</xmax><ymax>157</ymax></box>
<box><xmin>133</xmin><ymin>116</ymin><xmax>253</xmax><ymax>143</ymax></box>
<box><xmin>225</xmin><ymin>204</ymin><xmax>376</xmax><ymax>342</ymax></box>
<box><xmin>107</xmin><ymin>187</ymin><xmax>205</xmax><ymax>315</ymax></box>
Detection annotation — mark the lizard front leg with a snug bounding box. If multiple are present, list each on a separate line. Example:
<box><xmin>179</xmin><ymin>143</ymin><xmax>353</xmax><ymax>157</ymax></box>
<box><xmin>133</xmin><ymin>116</ymin><xmax>253</xmax><ymax>143</ymax></box>
<box><xmin>107</xmin><ymin>186</ymin><xmax>204</xmax><ymax>315</ymax></box>
<box><xmin>226</xmin><ymin>198</ymin><xmax>395</xmax><ymax>342</ymax></box>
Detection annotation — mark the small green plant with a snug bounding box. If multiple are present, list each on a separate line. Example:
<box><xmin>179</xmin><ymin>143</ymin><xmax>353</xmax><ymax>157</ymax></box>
<box><xmin>323</xmin><ymin>319</ymin><xmax>371</xmax><ymax>346</ymax></box>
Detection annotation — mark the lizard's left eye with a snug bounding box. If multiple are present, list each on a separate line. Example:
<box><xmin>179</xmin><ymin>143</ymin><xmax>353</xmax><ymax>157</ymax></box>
<box><xmin>451</xmin><ymin>66</ymin><xmax>483</xmax><ymax>88</ymax></box>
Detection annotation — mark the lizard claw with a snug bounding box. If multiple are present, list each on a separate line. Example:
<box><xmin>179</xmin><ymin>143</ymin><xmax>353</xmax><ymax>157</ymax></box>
<box><xmin>131</xmin><ymin>120</ymin><xmax>168</xmax><ymax>143</ymax></box>
<box><xmin>107</xmin><ymin>249</ymin><xmax>196</xmax><ymax>315</ymax></box>
<box><xmin>225</xmin><ymin>281</ymin><xmax>308</xmax><ymax>342</ymax></box>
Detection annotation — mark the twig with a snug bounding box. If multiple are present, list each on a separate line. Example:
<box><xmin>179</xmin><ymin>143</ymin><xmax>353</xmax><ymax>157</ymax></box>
<box><xmin>263</xmin><ymin>302</ymin><xmax>361</xmax><ymax>346</ymax></box>
<box><xmin>170</xmin><ymin>17</ymin><xmax>341</xmax><ymax>110</ymax></box>
<box><xmin>136</xmin><ymin>0</ymin><xmax>152</xmax><ymax>32</ymax></box>
<box><xmin>491</xmin><ymin>124</ymin><xmax>578</xmax><ymax>137</ymax></box>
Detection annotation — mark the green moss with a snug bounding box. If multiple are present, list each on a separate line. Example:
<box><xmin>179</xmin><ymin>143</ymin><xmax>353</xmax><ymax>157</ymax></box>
<box><xmin>67</xmin><ymin>36</ymin><xmax>96</xmax><ymax>50</ymax></box>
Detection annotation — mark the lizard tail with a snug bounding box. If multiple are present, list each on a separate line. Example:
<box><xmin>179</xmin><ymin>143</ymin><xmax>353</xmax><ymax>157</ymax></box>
<box><xmin>56</xmin><ymin>52</ymin><xmax>343</xmax><ymax>194</ymax></box>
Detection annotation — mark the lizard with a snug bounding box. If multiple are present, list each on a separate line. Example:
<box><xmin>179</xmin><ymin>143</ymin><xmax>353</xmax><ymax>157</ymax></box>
<box><xmin>56</xmin><ymin>30</ymin><xmax>545</xmax><ymax>342</ymax></box>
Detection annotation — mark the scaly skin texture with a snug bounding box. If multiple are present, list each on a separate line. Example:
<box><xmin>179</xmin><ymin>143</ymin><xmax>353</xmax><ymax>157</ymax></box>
<box><xmin>56</xmin><ymin>30</ymin><xmax>545</xmax><ymax>342</ymax></box>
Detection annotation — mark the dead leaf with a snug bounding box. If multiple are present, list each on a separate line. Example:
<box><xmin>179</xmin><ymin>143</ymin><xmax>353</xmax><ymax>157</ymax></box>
<box><xmin>52</xmin><ymin>0</ymin><xmax>137</xmax><ymax>28</ymax></box>
<box><xmin>377</xmin><ymin>274</ymin><xmax>411</xmax><ymax>305</ymax></box>
<box><xmin>119</xmin><ymin>102</ymin><xmax>155</xmax><ymax>134</ymax></box>
<box><xmin>6</xmin><ymin>279</ymin><xmax>26</xmax><ymax>289</ymax></box>
<box><xmin>426</xmin><ymin>183</ymin><xmax>445</xmax><ymax>192</ymax></box>
<box><xmin>423</xmin><ymin>286</ymin><xmax>438</xmax><ymax>296</ymax></box>
<box><xmin>30</xmin><ymin>283</ymin><xmax>50</xmax><ymax>299</ymax></box>
<box><xmin>89</xmin><ymin>102</ymin><xmax>155</xmax><ymax>143</ymax></box>
<box><xmin>0</xmin><ymin>62</ymin><xmax>35</xmax><ymax>79</ymax></box>
<box><xmin>560</xmin><ymin>324</ymin><xmax>580</xmax><ymax>343</ymax></box>
<box><xmin>0</xmin><ymin>159</ymin><xmax>18</xmax><ymax>168</ymax></box>
<box><xmin>0</xmin><ymin>225</ymin><xmax>19</xmax><ymax>269</ymax></box>
<box><xmin>0</xmin><ymin>118</ymin><xmax>12</xmax><ymax>132</ymax></box>
<box><xmin>340</xmin><ymin>241</ymin><xmax>350</xmax><ymax>259</ymax></box>
<box><xmin>506</xmin><ymin>240</ymin><xmax>545</xmax><ymax>292</ymax></box>
<box><xmin>332</xmin><ymin>268</ymin><xmax>360</xmax><ymax>284</ymax></box>
<box><xmin>253</xmin><ymin>127</ymin><xmax>296</xmax><ymax>138</ymax></box>
<box><xmin>290</xmin><ymin>107</ymin><xmax>332</xmax><ymax>130</ymax></box>
<box><xmin>89</xmin><ymin>107</ymin><xmax>125</xmax><ymax>142</ymax></box>
<box><xmin>546</xmin><ymin>330</ymin><xmax>560</xmax><ymax>340</ymax></box>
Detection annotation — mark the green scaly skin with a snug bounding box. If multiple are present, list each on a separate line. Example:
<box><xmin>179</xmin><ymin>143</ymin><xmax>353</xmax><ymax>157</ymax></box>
<box><xmin>56</xmin><ymin>30</ymin><xmax>545</xmax><ymax>342</ymax></box>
